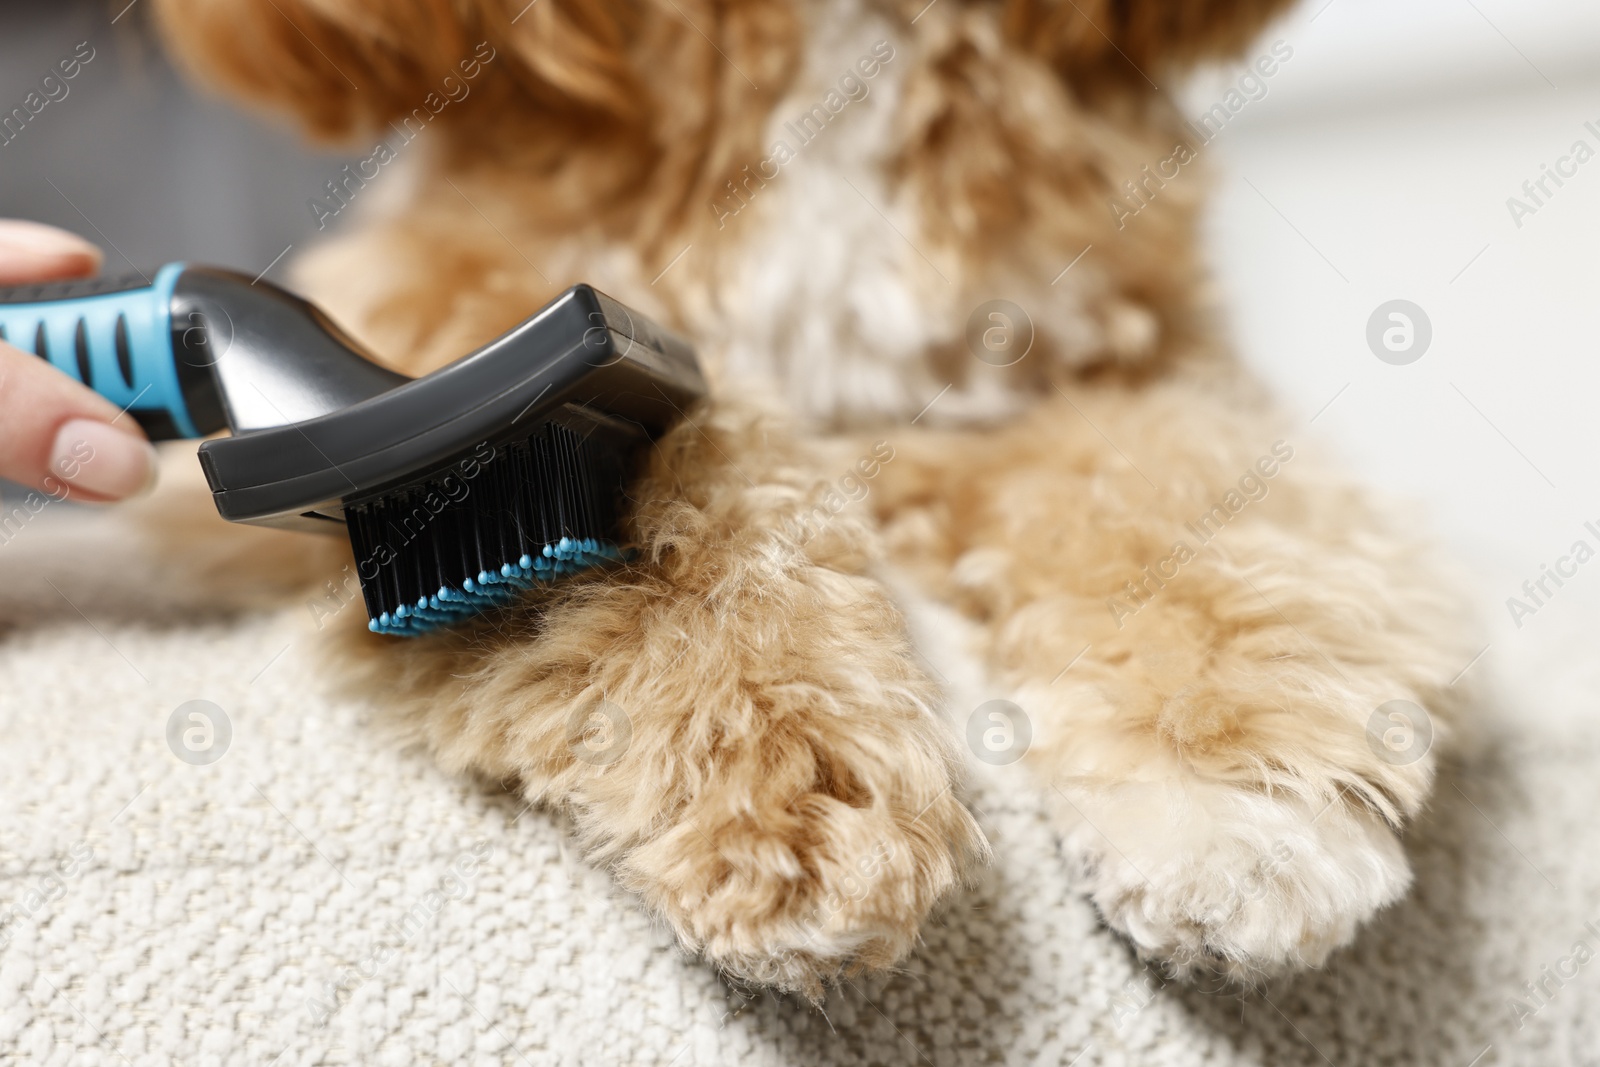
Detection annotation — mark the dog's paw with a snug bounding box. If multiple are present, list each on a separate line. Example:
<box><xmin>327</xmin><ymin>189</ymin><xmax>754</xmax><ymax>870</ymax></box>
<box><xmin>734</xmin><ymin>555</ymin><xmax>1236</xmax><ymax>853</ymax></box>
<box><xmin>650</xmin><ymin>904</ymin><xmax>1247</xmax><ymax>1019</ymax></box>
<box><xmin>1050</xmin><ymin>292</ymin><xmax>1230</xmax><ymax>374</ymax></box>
<box><xmin>619</xmin><ymin>749</ymin><xmax>984</xmax><ymax>1000</ymax></box>
<box><xmin>1054</xmin><ymin>777</ymin><xmax>1411</xmax><ymax>981</ymax></box>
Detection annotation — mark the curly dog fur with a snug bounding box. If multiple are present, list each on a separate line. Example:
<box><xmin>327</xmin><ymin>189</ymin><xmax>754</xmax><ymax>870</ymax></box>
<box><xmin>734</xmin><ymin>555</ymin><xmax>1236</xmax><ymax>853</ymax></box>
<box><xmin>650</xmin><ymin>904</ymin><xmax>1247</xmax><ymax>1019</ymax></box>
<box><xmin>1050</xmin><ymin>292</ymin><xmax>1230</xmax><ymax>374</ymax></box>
<box><xmin>144</xmin><ymin>0</ymin><xmax>1474</xmax><ymax>996</ymax></box>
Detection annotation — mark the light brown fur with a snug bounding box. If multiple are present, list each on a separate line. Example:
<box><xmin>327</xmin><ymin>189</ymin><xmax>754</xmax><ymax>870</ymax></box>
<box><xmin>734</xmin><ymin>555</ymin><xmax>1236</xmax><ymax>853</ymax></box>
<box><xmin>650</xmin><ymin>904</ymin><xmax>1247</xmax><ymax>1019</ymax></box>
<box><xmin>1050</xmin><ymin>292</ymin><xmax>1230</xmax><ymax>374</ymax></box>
<box><xmin>143</xmin><ymin>0</ymin><xmax>1473</xmax><ymax>995</ymax></box>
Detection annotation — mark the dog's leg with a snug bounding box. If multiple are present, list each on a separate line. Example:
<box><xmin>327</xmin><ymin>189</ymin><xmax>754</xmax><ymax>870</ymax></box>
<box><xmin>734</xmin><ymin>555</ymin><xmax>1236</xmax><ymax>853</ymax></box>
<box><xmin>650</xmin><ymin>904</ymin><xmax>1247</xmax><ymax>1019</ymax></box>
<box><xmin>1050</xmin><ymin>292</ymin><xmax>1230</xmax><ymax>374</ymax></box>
<box><xmin>878</xmin><ymin>379</ymin><xmax>1472</xmax><ymax>980</ymax></box>
<box><xmin>328</xmin><ymin>398</ymin><xmax>987</xmax><ymax>997</ymax></box>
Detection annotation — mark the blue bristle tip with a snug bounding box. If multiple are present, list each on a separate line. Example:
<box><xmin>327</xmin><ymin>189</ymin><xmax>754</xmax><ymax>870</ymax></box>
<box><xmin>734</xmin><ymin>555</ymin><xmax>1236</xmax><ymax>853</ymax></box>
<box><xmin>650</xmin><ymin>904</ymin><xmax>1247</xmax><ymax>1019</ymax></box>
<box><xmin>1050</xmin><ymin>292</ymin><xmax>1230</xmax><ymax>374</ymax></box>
<box><xmin>365</xmin><ymin>537</ymin><xmax>626</xmax><ymax>637</ymax></box>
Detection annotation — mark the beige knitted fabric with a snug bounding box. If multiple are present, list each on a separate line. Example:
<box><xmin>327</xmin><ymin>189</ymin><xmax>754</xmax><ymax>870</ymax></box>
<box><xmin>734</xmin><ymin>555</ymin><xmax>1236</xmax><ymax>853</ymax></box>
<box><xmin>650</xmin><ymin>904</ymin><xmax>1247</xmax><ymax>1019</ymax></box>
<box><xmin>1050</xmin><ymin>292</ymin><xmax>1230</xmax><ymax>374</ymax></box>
<box><xmin>0</xmin><ymin>507</ymin><xmax>1593</xmax><ymax>1067</ymax></box>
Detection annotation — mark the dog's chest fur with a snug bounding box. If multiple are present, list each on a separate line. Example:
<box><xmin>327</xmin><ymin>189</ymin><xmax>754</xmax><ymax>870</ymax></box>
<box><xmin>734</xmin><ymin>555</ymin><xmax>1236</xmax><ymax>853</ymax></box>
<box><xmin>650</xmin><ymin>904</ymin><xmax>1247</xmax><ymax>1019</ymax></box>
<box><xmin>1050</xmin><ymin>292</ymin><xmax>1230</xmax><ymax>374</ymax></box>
<box><xmin>304</xmin><ymin>0</ymin><xmax>1130</xmax><ymax>428</ymax></box>
<box><xmin>657</xmin><ymin>0</ymin><xmax>1103</xmax><ymax>430</ymax></box>
<box><xmin>690</xmin><ymin>2</ymin><xmax>957</xmax><ymax>427</ymax></box>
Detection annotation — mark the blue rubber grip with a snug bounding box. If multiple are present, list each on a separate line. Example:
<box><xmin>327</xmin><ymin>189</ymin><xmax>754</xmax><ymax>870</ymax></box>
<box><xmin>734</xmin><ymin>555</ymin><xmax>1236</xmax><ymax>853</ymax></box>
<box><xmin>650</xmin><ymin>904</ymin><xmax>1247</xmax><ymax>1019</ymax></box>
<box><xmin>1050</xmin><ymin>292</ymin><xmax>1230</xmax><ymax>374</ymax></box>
<box><xmin>0</xmin><ymin>262</ymin><xmax>199</xmax><ymax>438</ymax></box>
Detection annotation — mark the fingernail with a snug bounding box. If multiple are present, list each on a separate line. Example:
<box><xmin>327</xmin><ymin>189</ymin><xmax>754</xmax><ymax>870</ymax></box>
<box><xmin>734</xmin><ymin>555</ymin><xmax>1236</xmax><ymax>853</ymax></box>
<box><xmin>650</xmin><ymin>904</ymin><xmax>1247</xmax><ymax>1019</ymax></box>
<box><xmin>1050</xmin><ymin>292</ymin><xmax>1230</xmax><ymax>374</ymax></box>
<box><xmin>50</xmin><ymin>419</ymin><xmax>159</xmax><ymax>500</ymax></box>
<box><xmin>0</xmin><ymin>221</ymin><xmax>102</xmax><ymax>269</ymax></box>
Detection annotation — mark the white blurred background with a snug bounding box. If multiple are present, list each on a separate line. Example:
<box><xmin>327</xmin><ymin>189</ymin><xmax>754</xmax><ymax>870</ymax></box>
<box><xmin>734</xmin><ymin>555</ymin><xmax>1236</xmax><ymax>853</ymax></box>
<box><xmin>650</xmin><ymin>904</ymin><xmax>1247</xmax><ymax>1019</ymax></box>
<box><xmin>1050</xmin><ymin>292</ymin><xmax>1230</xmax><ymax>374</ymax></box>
<box><xmin>1191</xmin><ymin>0</ymin><xmax>1600</xmax><ymax>721</ymax></box>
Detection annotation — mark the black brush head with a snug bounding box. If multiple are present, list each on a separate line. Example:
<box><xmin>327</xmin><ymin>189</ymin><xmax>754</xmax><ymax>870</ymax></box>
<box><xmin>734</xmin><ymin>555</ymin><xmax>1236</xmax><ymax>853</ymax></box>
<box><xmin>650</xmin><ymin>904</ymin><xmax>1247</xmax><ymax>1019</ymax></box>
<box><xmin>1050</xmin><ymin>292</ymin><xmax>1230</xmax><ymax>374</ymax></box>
<box><xmin>186</xmin><ymin>281</ymin><xmax>704</xmax><ymax>635</ymax></box>
<box><xmin>346</xmin><ymin>412</ymin><xmax>639</xmax><ymax>634</ymax></box>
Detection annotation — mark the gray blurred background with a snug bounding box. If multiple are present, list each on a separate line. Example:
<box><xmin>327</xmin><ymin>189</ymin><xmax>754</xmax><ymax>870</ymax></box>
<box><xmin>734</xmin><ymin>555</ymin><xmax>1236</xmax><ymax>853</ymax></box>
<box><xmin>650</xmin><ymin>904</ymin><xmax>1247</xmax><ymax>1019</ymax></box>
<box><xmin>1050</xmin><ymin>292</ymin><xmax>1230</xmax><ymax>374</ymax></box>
<box><xmin>0</xmin><ymin>0</ymin><xmax>347</xmax><ymax>283</ymax></box>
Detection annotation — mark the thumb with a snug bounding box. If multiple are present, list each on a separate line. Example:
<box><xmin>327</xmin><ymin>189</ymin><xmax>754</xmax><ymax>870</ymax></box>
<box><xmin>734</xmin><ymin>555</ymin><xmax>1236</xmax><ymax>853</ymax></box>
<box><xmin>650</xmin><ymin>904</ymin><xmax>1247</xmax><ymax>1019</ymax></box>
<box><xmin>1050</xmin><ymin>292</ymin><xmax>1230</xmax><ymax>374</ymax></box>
<box><xmin>0</xmin><ymin>338</ymin><xmax>159</xmax><ymax>502</ymax></box>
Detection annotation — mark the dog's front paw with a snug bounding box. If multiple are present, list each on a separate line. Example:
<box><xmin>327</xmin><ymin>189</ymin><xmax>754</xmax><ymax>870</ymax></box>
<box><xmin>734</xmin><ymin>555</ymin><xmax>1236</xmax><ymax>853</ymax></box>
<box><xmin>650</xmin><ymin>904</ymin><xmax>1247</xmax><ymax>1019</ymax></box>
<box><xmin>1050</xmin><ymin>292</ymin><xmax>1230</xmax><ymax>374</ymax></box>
<box><xmin>627</xmin><ymin>758</ymin><xmax>982</xmax><ymax>999</ymax></box>
<box><xmin>1055</xmin><ymin>778</ymin><xmax>1411</xmax><ymax>981</ymax></box>
<box><xmin>333</xmin><ymin>396</ymin><xmax>993</xmax><ymax>998</ymax></box>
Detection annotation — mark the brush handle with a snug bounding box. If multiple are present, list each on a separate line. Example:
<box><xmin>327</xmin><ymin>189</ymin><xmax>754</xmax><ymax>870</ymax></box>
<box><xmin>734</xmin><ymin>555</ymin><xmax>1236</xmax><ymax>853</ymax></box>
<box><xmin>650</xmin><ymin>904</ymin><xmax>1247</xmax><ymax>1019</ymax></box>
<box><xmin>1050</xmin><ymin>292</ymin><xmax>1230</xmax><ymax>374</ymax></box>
<box><xmin>0</xmin><ymin>262</ymin><xmax>220</xmax><ymax>440</ymax></box>
<box><xmin>0</xmin><ymin>263</ymin><xmax>408</xmax><ymax>442</ymax></box>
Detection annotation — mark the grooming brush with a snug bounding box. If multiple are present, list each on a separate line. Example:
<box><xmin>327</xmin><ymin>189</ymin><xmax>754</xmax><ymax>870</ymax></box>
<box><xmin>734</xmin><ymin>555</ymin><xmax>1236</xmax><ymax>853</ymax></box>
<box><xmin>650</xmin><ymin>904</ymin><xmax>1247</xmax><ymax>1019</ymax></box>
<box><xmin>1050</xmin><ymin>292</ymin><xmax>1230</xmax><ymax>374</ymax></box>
<box><xmin>0</xmin><ymin>265</ymin><xmax>705</xmax><ymax>634</ymax></box>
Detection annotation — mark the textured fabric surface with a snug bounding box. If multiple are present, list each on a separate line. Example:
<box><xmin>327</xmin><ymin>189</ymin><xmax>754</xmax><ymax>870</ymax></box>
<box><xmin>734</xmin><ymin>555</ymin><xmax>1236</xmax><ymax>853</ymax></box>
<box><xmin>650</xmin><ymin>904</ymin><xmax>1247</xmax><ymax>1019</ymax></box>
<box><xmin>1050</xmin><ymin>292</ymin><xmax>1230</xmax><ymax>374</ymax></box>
<box><xmin>0</xmin><ymin>512</ymin><xmax>1594</xmax><ymax>1067</ymax></box>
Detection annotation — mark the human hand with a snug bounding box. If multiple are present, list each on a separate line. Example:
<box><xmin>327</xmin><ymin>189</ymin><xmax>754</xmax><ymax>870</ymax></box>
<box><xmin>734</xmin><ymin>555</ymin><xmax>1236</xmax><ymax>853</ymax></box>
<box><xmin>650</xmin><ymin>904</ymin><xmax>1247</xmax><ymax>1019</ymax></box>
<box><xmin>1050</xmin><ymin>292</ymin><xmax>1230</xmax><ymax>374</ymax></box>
<box><xmin>0</xmin><ymin>220</ymin><xmax>158</xmax><ymax>502</ymax></box>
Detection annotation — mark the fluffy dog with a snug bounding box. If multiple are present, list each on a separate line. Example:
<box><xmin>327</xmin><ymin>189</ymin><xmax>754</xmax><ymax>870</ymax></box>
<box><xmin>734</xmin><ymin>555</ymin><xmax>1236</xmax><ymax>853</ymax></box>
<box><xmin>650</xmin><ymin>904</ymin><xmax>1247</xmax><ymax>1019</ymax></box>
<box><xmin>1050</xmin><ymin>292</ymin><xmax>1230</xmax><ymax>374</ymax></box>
<box><xmin>147</xmin><ymin>0</ymin><xmax>1471</xmax><ymax>997</ymax></box>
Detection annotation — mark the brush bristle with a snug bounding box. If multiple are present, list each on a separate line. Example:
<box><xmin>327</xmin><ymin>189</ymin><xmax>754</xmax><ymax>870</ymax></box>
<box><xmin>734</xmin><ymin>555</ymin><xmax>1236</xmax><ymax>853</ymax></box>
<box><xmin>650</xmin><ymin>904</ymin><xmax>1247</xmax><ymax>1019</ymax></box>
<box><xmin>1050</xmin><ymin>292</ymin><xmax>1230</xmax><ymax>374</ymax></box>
<box><xmin>344</xmin><ymin>417</ymin><xmax>638</xmax><ymax>636</ymax></box>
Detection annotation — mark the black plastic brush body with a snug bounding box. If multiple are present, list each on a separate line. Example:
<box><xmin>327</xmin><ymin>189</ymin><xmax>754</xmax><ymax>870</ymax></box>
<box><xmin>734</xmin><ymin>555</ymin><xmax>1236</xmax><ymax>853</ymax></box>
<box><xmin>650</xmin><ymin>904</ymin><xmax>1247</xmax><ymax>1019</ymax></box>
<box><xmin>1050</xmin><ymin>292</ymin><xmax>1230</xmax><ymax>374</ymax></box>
<box><xmin>0</xmin><ymin>265</ymin><xmax>706</xmax><ymax>634</ymax></box>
